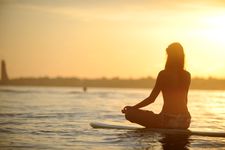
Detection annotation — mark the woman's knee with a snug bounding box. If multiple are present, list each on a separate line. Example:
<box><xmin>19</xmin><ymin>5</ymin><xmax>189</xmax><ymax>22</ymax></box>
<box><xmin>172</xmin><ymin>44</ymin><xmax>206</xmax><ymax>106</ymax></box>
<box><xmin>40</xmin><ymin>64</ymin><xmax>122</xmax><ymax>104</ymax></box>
<box><xmin>125</xmin><ymin>109</ymin><xmax>136</xmax><ymax>122</ymax></box>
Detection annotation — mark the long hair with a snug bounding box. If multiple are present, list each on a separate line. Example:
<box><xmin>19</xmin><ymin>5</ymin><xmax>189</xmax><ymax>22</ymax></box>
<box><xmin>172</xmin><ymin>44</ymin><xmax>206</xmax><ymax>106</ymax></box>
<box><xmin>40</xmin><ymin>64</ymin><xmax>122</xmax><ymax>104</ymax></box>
<box><xmin>165</xmin><ymin>42</ymin><xmax>185</xmax><ymax>71</ymax></box>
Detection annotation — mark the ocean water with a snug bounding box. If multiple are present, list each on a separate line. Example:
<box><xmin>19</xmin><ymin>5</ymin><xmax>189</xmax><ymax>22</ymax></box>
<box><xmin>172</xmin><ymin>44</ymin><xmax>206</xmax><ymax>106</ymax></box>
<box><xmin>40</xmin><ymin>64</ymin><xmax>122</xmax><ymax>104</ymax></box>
<box><xmin>0</xmin><ymin>86</ymin><xmax>225</xmax><ymax>150</ymax></box>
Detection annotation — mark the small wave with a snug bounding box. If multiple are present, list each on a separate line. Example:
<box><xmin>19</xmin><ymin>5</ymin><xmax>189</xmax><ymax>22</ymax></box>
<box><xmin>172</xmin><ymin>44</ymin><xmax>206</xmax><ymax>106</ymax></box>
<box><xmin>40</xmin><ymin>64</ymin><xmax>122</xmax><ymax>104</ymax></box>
<box><xmin>0</xmin><ymin>121</ymin><xmax>24</xmax><ymax>125</ymax></box>
<box><xmin>67</xmin><ymin>91</ymin><xmax>83</xmax><ymax>94</ymax></box>
<box><xmin>0</xmin><ymin>89</ymin><xmax>34</xmax><ymax>94</ymax></box>
<box><xmin>0</xmin><ymin>113</ymin><xmax>31</xmax><ymax>118</ymax></box>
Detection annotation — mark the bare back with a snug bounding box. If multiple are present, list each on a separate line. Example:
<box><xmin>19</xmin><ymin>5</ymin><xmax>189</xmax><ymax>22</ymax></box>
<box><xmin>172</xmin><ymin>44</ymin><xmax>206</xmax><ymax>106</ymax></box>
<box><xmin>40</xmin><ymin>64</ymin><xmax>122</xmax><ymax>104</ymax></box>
<box><xmin>158</xmin><ymin>70</ymin><xmax>191</xmax><ymax>115</ymax></box>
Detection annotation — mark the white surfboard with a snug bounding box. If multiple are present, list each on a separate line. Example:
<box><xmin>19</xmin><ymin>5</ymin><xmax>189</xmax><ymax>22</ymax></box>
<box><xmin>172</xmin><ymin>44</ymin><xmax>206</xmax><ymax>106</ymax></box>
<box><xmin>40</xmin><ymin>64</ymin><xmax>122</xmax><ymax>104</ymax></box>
<box><xmin>90</xmin><ymin>122</ymin><xmax>225</xmax><ymax>137</ymax></box>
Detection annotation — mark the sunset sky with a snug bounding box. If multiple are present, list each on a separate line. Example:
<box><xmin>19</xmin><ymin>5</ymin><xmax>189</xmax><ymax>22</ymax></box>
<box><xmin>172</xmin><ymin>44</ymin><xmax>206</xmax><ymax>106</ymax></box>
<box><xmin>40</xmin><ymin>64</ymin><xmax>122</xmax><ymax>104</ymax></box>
<box><xmin>0</xmin><ymin>0</ymin><xmax>225</xmax><ymax>79</ymax></box>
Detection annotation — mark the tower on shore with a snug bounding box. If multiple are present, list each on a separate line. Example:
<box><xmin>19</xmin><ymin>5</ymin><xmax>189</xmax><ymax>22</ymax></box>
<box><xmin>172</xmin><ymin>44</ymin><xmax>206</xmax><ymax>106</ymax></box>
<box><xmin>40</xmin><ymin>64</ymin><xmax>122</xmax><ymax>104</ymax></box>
<box><xmin>1</xmin><ymin>60</ymin><xmax>9</xmax><ymax>83</ymax></box>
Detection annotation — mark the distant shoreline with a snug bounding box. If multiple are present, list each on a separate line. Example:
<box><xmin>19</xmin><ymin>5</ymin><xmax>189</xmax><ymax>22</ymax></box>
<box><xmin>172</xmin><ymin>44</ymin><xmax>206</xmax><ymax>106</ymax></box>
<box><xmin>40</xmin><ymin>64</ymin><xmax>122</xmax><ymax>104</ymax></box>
<box><xmin>1</xmin><ymin>77</ymin><xmax>225</xmax><ymax>90</ymax></box>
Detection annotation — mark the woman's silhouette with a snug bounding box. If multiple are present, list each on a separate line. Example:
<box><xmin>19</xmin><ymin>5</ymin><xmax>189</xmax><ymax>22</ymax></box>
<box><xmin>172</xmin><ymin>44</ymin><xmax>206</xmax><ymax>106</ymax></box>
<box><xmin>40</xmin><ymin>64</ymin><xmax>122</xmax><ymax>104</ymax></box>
<box><xmin>122</xmin><ymin>42</ymin><xmax>191</xmax><ymax>129</ymax></box>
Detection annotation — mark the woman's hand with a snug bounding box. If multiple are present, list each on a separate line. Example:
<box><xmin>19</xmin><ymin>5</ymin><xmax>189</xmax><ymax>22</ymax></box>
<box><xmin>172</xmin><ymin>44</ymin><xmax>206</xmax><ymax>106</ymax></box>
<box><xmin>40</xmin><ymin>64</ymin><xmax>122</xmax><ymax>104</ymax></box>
<box><xmin>121</xmin><ymin>106</ymin><xmax>133</xmax><ymax>114</ymax></box>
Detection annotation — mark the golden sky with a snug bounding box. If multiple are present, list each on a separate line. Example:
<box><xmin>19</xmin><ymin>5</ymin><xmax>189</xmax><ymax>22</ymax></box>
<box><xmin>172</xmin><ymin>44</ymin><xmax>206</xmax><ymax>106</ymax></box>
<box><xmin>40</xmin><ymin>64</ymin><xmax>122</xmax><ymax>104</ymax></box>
<box><xmin>0</xmin><ymin>0</ymin><xmax>225</xmax><ymax>79</ymax></box>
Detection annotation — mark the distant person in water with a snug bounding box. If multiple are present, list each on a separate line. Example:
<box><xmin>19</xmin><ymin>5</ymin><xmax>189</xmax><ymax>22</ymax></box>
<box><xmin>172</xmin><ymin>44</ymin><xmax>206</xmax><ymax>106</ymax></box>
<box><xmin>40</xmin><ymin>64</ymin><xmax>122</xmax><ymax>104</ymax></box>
<box><xmin>122</xmin><ymin>42</ymin><xmax>191</xmax><ymax>129</ymax></box>
<box><xmin>83</xmin><ymin>86</ymin><xmax>87</xmax><ymax>92</ymax></box>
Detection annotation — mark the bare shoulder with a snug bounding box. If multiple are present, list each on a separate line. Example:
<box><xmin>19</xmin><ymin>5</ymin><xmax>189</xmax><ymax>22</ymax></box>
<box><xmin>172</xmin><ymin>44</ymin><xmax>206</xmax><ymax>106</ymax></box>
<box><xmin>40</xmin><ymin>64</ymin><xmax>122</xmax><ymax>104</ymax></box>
<box><xmin>157</xmin><ymin>70</ymin><xmax>166</xmax><ymax>77</ymax></box>
<box><xmin>183</xmin><ymin>70</ymin><xmax>191</xmax><ymax>79</ymax></box>
<box><xmin>158</xmin><ymin>70</ymin><xmax>191</xmax><ymax>78</ymax></box>
<box><xmin>158</xmin><ymin>69</ymin><xmax>173</xmax><ymax>76</ymax></box>
<box><xmin>157</xmin><ymin>70</ymin><xmax>168</xmax><ymax>80</ymax></box>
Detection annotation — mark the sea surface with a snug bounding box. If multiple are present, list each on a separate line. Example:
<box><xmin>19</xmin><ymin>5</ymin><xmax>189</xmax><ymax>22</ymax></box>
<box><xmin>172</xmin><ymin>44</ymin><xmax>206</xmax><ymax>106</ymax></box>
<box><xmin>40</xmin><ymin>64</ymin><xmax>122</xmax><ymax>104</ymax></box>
<box><xmin>0</xmin><ymin>86</ymin><xmax>225</xmax><ymax>150</ymax></box>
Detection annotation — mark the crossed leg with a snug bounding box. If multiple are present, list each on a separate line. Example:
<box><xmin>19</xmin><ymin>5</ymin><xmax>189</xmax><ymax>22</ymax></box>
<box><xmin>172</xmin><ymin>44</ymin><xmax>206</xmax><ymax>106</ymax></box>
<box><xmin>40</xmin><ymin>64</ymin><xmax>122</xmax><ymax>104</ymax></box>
<box><xmin>124</xmin><ymin>108</ymin><xmax>162</xmax><ymax>128</ymax></box>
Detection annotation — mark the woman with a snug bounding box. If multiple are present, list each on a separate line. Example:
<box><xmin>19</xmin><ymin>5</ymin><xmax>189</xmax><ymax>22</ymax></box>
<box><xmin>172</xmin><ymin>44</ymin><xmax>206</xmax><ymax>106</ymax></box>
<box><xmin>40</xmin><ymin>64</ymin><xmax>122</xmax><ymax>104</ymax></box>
<box><xmin>122</xmin><ymin>42</ymin><xmax>191</xmax><ymax>129</ymax></box>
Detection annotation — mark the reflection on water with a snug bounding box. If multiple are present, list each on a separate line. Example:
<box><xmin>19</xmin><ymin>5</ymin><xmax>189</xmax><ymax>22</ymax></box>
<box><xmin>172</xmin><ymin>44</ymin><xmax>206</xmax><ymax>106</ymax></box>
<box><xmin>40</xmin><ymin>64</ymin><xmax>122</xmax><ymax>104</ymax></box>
<box><xmin>160</xmin><ymin>134</ymin><xmax>190</xmax><ymax>150</ymax></box>
<box><xmin>116</xmin><ymin>129</ymin><xmax>190</xmax><ymax>150</ymax></box>
<box><xmin>0</xmin><ymin>86</ymin><xmax>225</xmax><ymax>150</ymax></box>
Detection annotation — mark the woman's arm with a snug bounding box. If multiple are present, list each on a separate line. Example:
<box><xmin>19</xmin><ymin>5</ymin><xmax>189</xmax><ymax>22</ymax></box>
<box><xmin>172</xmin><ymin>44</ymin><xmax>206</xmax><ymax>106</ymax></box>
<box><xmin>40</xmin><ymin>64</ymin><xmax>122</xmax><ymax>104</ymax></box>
<box><xmin>122</xmin><ymin>72</ymin><xmax>162</xmax><ymax>113</ymax></box>
<box><xmin>132</xmin><ymin>72</ymin><xmax>162</xmax><ymax>109</ymax></box>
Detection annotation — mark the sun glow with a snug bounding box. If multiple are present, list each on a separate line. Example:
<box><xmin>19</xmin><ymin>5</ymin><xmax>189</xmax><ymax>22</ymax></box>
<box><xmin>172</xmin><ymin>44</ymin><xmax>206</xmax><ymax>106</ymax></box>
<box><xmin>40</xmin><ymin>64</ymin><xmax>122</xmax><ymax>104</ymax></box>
<box><xmin>201</xmin><ymin>14</ymin><xmax>225</xmax><ymax>44</ymax></box>
<box><xmin>1</xmin><ymin>1</ymin><xmax>225</xmax><ymax>78</ymax></box>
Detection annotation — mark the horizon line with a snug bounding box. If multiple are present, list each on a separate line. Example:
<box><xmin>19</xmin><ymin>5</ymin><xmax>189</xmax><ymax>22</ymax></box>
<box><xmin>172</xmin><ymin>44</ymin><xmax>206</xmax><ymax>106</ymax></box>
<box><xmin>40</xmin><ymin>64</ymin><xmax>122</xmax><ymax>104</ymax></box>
<box><xmin>6</xmin><ymin>75</ymin><xmax>225</xmax><ymax>80</ymax></box>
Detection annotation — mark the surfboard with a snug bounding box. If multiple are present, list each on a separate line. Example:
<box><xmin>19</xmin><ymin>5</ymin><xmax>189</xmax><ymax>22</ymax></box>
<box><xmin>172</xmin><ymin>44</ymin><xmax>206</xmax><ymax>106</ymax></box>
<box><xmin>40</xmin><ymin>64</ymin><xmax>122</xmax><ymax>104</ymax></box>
<box><xmin>90</xmin><ymin>122</ymin><xmax>225</xmax><ymax>137</ymax></box>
